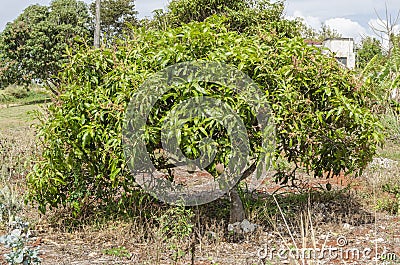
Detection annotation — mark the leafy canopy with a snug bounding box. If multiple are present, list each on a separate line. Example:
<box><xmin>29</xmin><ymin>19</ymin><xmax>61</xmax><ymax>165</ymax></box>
<box><xmin>150</xmin><ymin>0</ymin><xmax>301</xmax><ymax>37</ymax></box>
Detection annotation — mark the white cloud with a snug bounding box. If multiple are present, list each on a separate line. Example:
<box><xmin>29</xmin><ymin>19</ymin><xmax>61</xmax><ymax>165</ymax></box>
<box><xmin>287</xmin><ymin>11</ymin><xmax>370</xmax><ymax>43</ymax></box>
<box><xmin>290</xmin><ymin>10</ymin><xmax>322</xmax><ymax>30</ymax></box>
<box><xmin>325</xmin><ymin>18</ymin><xmax>368</xmax><ymax>42</ymax></box>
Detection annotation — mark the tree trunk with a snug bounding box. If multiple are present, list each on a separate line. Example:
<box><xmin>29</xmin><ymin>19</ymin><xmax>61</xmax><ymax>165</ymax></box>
<box><xmin>94</xmin><ymin>0</ymin><xmax>101</xmax><ymax>48</ymax></box>
<box><xmin>45</xmin><ymin>79</ymin><xmax>60</xmax><ymax>96</ymax></box>
<box><xmin>229</xmin><ymin>185</ymin><xmax>245</xmax><ymax>223</ymax></box>
<box><xmin>228</xmin><ymin>162</ymin><xmax>257</xmax><ymax>224</ymax></box>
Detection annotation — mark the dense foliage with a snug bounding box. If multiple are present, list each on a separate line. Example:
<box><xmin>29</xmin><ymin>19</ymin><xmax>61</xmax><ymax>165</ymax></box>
<box><xmin>0</xmin><ymin>0</ymin><xmax>91</xmax><ymax>89</ymax></box>
<box><xmin>28</xmin><ymin>16</ymin><xmax>383</xmax><ymax>213</ymax></box>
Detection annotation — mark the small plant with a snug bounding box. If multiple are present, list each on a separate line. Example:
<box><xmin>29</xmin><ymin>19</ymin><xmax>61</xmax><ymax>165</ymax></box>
<box><xmin>380</xmin><ymin>109</ymin><xmax>400</xmax><ymax>143</ymax></box>
<box><xmin>157</xmin><ymin>205</ymin><xmax>194</xmax><ymax>240</ymax></box>
<box><xmin>102</xmin><ymin>246</ymin><xmax>131</xmax><ymax>258</ymax></box>
<box><xmin>0</xmin><ymin>185</ymin><xmax>23</xmax><ymax>226</ymax></box>
<box><xmin>157</xmin><ymin>205</ymin><xmax>194</xmax><ymax>263</ymax></box>
<box><xmin>380</xmin><ymin>184</ymin><xmax>400</xmax><ymax>215</ymax></box>
<box><xmin>0</xmin><ymin>91</ymin><xmax>11</xmax><ymax>104</ymax></box>
<box><xmin>0</xmin><ymin>218</ymin><xmax>41</xmax><ymax>265</ymax></box>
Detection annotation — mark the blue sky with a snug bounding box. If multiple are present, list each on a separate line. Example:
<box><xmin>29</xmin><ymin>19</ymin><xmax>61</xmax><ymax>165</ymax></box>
<box><xmin>1</xmin><ymin>0</ymin><xmax>400</xmax><ymax>43</ymax></box>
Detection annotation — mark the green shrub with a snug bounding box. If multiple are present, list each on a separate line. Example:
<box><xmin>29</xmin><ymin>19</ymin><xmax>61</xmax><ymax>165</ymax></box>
<box><xmin>27</xmin><ymin>16</ymin><xmax>383</xmax><ymax>214</ymax></box>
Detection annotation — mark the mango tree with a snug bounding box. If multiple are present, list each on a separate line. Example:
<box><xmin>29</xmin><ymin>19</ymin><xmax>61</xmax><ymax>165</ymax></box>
<box><xmin>28</xmin><ymin>16</ymin><xmax>382</xmax><ymax>223</ymax></box>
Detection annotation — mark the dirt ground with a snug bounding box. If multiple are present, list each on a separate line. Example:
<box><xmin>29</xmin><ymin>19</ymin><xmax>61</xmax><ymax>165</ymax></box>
<box><xmin>4</xmin><ymin>167</ymin><xmax>399</xmax><ymax>265</ymax></box>
<box><xmin>26</xmin><ymin>212</ymin><xmax>399</xmax><ymax>265</ymax></box>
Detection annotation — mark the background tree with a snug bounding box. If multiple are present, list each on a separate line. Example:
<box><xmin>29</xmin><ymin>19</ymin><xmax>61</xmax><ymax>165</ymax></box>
<box><xmin>370</xmin><ymin>5</ymin><xmax>400</xmax><ymax>57</ymax></box>
<box><xmin>150</xmin><ymin>0</ymin><xmax>301</xmax><ymax>37</ymax></box>
<box><xmin>356</xmin><ymin>36</ymin><xmax>383</xmax><ymax>69</ymax></box>
<box><xmin>362</xmin><ymin>7</ymin><xmax>400</xmax><ymax>126</ymax></box>
<box><xmin>0</xmin><ymin>5</ymin><xmax>49</xmax><ymax>88</ymax></box>
<box><xmin>90</xmin><ymin>0</ymin><xmax>138</xmax><ymax>39</ymax></box>
<box><xmin>165</xmin><ymin>0</ymin><xmax>247</xmax><ymax>25</ymax></box>
<box><xmin>317</xmin><ymin>24</ymin><xmax>342</xmax><ymax>40</ymax></box>
<box><xmin>300</xmin><ymin>22</ymin><xmax>342</xmax><ymax>41</ymax></box>
<box><xmin>0</xmin><ymin>0</ymin><xmax>91</xmax><ymax>90</ymax></box>
<box><xmin>298</xmin><ymin>20</ymin><xmax>318</xmax><ymax>40</ymax></box>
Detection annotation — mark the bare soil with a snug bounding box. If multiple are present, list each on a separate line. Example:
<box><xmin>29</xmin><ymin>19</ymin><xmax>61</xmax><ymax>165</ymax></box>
<box><xmin>3</xmin><ymin>168</ymin><xmax>398</xmax><ymax>265</ymax></box>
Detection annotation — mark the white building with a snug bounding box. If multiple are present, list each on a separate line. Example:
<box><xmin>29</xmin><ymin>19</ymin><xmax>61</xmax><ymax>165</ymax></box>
<box><xmin>322</xmin><ymin>38</ymin><xmax>356</xmax><ymax>69</ymax></box>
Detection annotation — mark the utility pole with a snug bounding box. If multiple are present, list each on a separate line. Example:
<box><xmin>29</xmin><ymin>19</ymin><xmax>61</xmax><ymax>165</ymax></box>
<box><xmin>94</xmin><ymin>0</ymin><xmax>101</xmax><ymax>48</ymax></box>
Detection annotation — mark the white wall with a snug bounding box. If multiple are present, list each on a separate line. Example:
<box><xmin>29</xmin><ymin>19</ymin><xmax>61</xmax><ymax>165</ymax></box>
<box><xmin>322</xmin><ymin>38</ymin><xmax>356</xmax><ymax>69</ymax></box>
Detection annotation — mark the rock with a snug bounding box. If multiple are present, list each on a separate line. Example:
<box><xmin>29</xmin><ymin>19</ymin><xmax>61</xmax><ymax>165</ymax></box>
<box><xmin>228</xmin><ymin>222</ymin><xmax>241</xmax><ymax>234</ymax></box>
<box><xmin>228</xmin><ymin>219</ymin><xmax>258</xmax><ymax>234</ymax></box>
<box><xmin>240</xmin><ymin>219</ymin><xmax>257</xmax><ymax>233</ymax></box>
<box><xmin>343</xmin><ymin>223</ymin><xmax>352</xmax><ymax>230</ymax></box>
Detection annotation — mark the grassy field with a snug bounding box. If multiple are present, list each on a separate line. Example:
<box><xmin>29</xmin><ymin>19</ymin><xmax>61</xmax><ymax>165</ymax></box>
<box><xmin>0</xmin><ymin>104</ymin><xmax>43</xmax><ymax>130</ymax></box>
<box><xmin>0</xmin><ymin>85</ymin><xmax>49</xmax><ymax>130</ymax></box>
